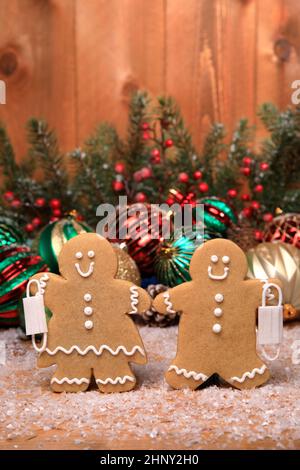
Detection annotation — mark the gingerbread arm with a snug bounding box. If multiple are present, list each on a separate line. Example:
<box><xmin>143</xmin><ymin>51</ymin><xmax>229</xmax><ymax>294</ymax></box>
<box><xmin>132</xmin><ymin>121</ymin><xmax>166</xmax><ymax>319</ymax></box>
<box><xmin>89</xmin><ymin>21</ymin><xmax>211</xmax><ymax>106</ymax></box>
<box><xmin>113</xmin><ymin>280</ymin><xmax>151</xmax><ymax>314</ymax></box>
<box><xmin>153</xmin><ymin>283</ymin><xmax>190</xmax><ymax>315</ymax></box>
<box><xmin>29</xmin><ymin>272</ymin><xmax>67</xmax><ymax>312</ymax></box>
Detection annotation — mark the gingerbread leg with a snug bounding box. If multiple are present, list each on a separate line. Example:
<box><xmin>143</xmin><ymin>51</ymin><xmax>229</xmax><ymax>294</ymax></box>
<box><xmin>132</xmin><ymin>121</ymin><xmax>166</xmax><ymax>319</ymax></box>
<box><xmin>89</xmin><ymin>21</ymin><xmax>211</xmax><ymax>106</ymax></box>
<box><xmin>93</xmin><ymin>352</ymin><xmax>136</xmax><ymax>393</ymax></box>
<box><xmin>165</xmin><ymin>363</ymin><xmax>210</xmax><ymax>390</ymax></box>
<box><xmin>222</xmin><ymin>358</ymin><xmax>270</xmax><ymax>390</ymax></box>
<box><xmin>50</xmin><ymin>359</ymin><xmax>92</xmax><ymax>393</ymax></box>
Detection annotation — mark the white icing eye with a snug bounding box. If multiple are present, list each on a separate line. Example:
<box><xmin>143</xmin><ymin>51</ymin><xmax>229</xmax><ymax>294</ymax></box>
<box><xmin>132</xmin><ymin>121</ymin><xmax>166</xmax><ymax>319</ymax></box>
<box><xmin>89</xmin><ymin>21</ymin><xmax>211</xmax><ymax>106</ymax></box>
<box><xmin>88</xmin><ymin>250</ymin><xmax>95</xmax><ymax>259</ymax></box>
<box><xmin>76</xmin><ymin>252</ymin><xmax>83</xmax><ymax>259</ymax></box>
<box><xmin>211</xmin><ymin>255</ymin><xmax>218</xmax><ymax>263</ymax></box>
<box><xmin>222</xmin><ymin>256</ymin><xmax>230</xmax><ymax>264</ymax></box>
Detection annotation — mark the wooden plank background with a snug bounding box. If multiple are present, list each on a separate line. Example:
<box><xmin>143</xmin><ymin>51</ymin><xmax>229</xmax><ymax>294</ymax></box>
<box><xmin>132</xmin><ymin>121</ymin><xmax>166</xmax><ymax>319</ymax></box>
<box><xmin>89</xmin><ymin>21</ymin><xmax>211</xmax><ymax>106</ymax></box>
<box><xmin>0</xmin><ymin>0</ymin><xmax>299</xmax><ymax>161</ymax></box>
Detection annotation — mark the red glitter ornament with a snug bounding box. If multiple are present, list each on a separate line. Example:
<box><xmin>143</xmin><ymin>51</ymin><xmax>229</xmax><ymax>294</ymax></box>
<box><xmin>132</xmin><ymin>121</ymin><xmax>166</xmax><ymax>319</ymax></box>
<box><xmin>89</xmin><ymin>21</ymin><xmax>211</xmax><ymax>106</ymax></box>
<box><xmin>262</xmin><ymin>213</ymin><xmax>300</xmax><ymax>249</ymax></box>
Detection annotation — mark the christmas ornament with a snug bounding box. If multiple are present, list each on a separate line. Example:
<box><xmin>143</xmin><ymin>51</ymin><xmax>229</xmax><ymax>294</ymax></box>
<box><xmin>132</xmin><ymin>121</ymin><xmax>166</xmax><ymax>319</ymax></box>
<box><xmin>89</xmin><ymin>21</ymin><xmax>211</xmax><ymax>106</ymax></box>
<box><xmin>262</xmin><ymin>213</ymin><xmax>300</xmax><ymax>249</ymax></box>
<box><xmin>247</xmin><ymin>242</ymin><xmax>300</xmax><ymax>321</ymax></box>
<box><xmin>38</xmin><ymin>217</ymin><xmax>93</xmax><ymax>272</ymax></box>
<box><xmin>136</xmin><ymin>284</ymin><xmax>180</xmax><ymax>327</ymax></box>
<box><xmin>107</xmin><ymin>203</ymin><xmax>171</xmax><ymax>275</ymax></box>
<box><xmin>154</xmin><ymin>236</ymin><xmax>196</xmax><ymax>287</ymax></box>
<box><xmin>0</xmin><ymin>245</ymin><xmax>47</xmax><ymax>326</ymax></box>
<box><xmin>0</xmin><ymin>218</ymin><xmax>23</xmax><ymax>249</ymax></box>
<box><xmin>199</xmin><ymin>197</ymin><xmax>237</xmax><ymax>234</ymax></box>
<box><xmin>113</xmin><ymin>244</ymin><xmax>141</xmax><ymax>285</ymax></box>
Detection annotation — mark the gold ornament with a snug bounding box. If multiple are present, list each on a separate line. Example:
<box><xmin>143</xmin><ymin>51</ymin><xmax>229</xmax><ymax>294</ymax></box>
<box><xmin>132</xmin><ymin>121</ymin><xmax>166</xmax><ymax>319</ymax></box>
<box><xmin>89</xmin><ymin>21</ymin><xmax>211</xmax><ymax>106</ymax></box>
<box><xmin>247</xmin><ymin>242</ymin><xmax>300</xmax><ymax>321</ymax></box>
<box><xmin>113</xmin><ymin>244</ymin><xmax>141</xmax><ymax>286</ymax></box>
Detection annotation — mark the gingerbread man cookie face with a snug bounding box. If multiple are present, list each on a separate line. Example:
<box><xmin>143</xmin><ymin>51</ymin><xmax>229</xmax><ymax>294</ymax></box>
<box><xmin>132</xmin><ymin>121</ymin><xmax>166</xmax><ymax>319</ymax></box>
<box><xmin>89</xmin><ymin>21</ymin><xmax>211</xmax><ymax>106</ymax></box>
<box><xmin>153</xmin><ymin>239</ymin><xmax>273</xmax><ymax>390</ymax></box>
<box><xmin>30</xmin><ymin>233</ymin><xmax>151</xmax><ymax>393</ymax></box>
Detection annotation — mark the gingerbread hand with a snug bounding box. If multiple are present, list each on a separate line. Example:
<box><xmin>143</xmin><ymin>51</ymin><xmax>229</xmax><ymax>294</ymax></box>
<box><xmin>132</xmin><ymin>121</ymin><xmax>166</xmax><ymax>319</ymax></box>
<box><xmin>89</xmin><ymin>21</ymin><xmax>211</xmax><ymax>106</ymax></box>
<box><xmin>30</xmin><ymin>272</ymin><xmax>67</xmax><ymax>313</ymax></box>
<box><xmin>153</xmin><ymin>283</ymin><xmax>192</xmax><ymax>316</ymax></box>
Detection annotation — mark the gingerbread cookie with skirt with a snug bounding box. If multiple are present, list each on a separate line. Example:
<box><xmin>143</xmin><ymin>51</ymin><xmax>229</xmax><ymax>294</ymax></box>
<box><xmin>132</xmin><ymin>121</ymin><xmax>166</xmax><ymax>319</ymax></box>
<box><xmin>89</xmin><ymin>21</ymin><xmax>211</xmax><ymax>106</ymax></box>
<box><xmin>153</xmin><ymin>238</ymin><xmax>281</xmax><ymax>390</ymax></box>
<box><xmin>30</xmin><ymin>233</ymin><xmax>151</xmax><ymax>393</ymax></box>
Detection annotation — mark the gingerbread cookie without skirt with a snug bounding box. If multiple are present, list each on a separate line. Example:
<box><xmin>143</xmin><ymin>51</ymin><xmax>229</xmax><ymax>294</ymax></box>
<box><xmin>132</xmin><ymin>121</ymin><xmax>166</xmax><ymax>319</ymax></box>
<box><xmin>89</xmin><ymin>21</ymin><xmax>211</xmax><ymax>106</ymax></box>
<box><xmin>153</xmin><ymin>238</ymin><xmax>281</xmax><ymax>390</ymax></box>
<box><xmin>29</xmin><ymin>233</ymin><xmax>151</xmax><ymax>393</ymax></box>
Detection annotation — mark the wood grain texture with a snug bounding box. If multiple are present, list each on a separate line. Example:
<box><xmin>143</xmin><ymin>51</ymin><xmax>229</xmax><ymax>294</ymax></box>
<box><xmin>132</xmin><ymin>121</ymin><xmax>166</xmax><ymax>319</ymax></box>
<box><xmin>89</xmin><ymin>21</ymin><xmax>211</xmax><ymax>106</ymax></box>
<box><xmin>0</xmin><ymin>0</ymin><xmax>299</xmax><ymax>157</ymax></box>
<box><xmin>0</xmin><ymin>0</ymin><xmax>76</xmax><ymax>160</ymax></box>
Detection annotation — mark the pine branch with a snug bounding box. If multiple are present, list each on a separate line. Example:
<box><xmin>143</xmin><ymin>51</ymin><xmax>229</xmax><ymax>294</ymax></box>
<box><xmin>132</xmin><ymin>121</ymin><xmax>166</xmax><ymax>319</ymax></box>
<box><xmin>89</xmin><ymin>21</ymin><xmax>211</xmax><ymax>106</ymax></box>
<box><xmin>0</xmin><ymin>124</ymin><xmax>19</xmax><ymax>182</ymax></box>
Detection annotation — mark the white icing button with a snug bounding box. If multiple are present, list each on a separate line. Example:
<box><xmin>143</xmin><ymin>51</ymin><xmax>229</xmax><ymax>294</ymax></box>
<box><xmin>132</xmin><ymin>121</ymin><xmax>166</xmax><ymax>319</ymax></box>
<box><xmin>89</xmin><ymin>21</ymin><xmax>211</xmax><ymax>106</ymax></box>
<box><xmin>215</xmin><ymin>293</ymin><xmax>224</xmax><ymax>303</ymax></box>
<box><xmin>84</xmin><ymin>293</ymin><xmax>92</xmax><ymax>302</ymax></box>
<box><xmin>222</xmin><ymin>255</ymin><xmax>230</xmax><ymax>264</ymax></box>
<box><xmin>211</xmin><ymin>255</ymin><xmax>218</xmax><ymax>263</ymax></box>
<box><xmin>212</xmin><ymin>323</ymin><xmax>222</xmax><ymax>334</ymax></box>
<box><xmin>214</xmin><ymin>307</ymin><xmax>223</xmax><ymax>317</ymax></box>
<box><xmin>84</xmin><ymin>306</ymin><xmax>93</xmax><ymax>316</ymax></box>
<box><xmin>84</xmin><ymin>320</ymin><xmax>93</xmax><ymax>330</ymax></box>
<box><xmin>88</xmin><ymin>250</ymin><xmax>95</xmax><ymax>258</ymax></box>
<box><xmin>75</xmin><ymin>251</ymin><xmax>83</xmax><ymax>259</ymax></box>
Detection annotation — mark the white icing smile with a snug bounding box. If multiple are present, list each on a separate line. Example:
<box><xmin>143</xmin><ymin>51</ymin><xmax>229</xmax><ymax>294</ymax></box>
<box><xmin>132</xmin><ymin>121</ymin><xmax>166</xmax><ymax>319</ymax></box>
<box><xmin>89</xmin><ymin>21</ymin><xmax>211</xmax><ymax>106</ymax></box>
<box><xmin>208</xmin><ymin>265</ymin><xmax>229</xmax><ymax>280</ymax></box>
<box><xmin>75</xmin><ymin>261</ymin><xmax>94</xmax><ymax>278</ymax></box>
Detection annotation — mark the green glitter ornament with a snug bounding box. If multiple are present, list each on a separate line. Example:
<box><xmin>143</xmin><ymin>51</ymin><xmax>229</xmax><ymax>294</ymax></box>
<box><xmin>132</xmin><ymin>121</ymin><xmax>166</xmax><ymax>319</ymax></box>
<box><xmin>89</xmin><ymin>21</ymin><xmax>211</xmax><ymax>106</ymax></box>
<box><xmin>196</xmin><ymin>197</ymin><xmax>237</xmax><ymax>234</ymax></box>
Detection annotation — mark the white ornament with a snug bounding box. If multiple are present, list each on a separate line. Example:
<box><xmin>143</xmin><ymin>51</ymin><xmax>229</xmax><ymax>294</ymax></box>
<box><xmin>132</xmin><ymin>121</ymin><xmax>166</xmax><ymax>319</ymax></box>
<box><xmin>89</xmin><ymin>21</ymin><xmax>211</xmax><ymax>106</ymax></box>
<box><xmin>215</xmin><ymin>293</ymin><xmax>224</xmax><ymax>303</ymax></box>
<box><xmin>214</xmin><ymin>307</ymin><xmax>223</xmax><ymax>317</ymax></box>
<box><xmin>84</xmin><ymin>320</ymin><xmax>93</xmax><ymax>330</ymax></box>
<box><xmin>84</xmin><ymin>306</ymin><xmax>93</xmax><ymax>316</ymax></box>
<box><xmin>84</xmin><ymin>293</ymin><xmax>92</xmax><ymax>302</ymax></box>
<box><xmin>212</xmin><ymin>323</ymin><xmax>222</xmax><ymax>334</ymax></box>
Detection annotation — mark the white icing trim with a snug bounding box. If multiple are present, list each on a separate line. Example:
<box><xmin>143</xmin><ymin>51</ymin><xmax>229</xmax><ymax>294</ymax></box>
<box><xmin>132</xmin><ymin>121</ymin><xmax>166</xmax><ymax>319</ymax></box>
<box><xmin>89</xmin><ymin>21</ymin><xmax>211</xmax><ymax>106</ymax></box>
<box><xmin>75</xmin><ymin>261</ymin><xmax>94</xmax><ymax>278</ymax></box>
<box><xmin>51</xmin><ymin>377</ymin><xmax>89</xmax><ymax>385</ymax></box>
<box><xmin>168</xmin><ymin>365</ymin><xmax>208</xmax><ymax>382</ymax></box>
<box><xmin>230</xmin><ymin>365</ymin><xmax>267</xmax><ymax>384</ymax></box>
<box><xmin>45</xmin><ymin>344</ymin><xmax>145</xmax><ymax>357</ymax></box>
<box><xmin>39</xmin><ymin>274</ymin><xmax>49</xmax><ymax>295</ymax></box>
<box><xmin>96</xmin><ymin>375</ymin><xmax>135</xmax><ymax>385</ymax></box>
<box><xmin>129</xmin><ymin>285</ymin><xmax>139</xmax><ymax>314</ymax></box>
<box><xmin>163</xmin><ymin>292</ymin><xmax>176</xmax><ymax>314</ymax></box>
<box><xmin>208</xmin><ymin>265</ymin><xmax>229</xmax><ymax>280</ymax></box>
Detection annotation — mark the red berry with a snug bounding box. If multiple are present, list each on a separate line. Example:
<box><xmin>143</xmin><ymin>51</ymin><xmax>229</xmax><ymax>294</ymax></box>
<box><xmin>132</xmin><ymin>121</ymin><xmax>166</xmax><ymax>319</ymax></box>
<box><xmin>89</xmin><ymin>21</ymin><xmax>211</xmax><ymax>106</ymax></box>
<box><xmin>50</xmin><ymin>198</ymin><xmax>61</xmax><ymax>209</ymax></box>
<box><xmin>140</xmin><ymin>167</ymin><xmax>152</xmax><ymax>180</ymax></box>
<box><xmin>114</xmin><ymin>162</ymin><xmax>125</xmax><ymax>174</ymax></box>
<box><xmin>263</xmin><ymin>212</ymin><xmax>273</xmax><ymax>223</ymax></box>
<box><xmin>241</xmin><ymin>167</ymin><xmax>251</xmax><ymax>176</ymax></box>
<box><xmin>243</xmin><ymin>157</ymin><xmax>252</xmax><ymax>166</ymax></box>
<box><xmin>35</xmin><ymin>197</ymin><xmax>46</xmax><ymax>208</ymax></box>
<box><xmin>11</xmin><ymin>199</ymin><xmax>22</xmax><ymax>209</ymax></box>
<box><xmin>164</xmin><ymin>138</ymin><xmax>173</xmax><ymax>148</ymax></box>
<box><xmin>241</xmin><ymin>193</ymin><xmax>250</xmax><ymax>201</ymax></box>
<box><xmin>142</xmin><ymin>131</ymin><xmax>150</xmax><ymax>140</ymax></box>
<box><xmin>251</xmin><ymin>200</ymin><xmax>260</xmax><ymax>210</ymax></box>
<box><xmin>52</xmin><ymin>209</ymin><xmax>62</xmax><ymax>217</ymax></box>
<box><xmin>166</xmin><ymin>197</ymin><xmax>175</xmax><ymax>205</ymax></box>
<box><xmin>141</xmin><ymin>122</ymin><xmax>150</xmax><ymax>131</ymax></box>
<box><xmin>254</xmin><ymin>230</ymin><xmax>263</xmax><ymax>241</ymax></box>
<box><xmin>178</xmin><ymin>172</ymin><xmax>189</xmax><ymax>183</ymax></box>
<box><xmin>227</xmin><ymin>189</ymin><xmax>237</xmax><ymax>198</ymax></box>
<box><xmin>32</xmin><ymin>217</ymin><xmax>42</xmax><ymax>228</ymax></box>
<box><xmin>25</xmin><ymin>223</ymin><xmax>34</xmax><ymax>233</ymax></box>
<box><xmin>242</xmin><ymin>207</ymin><xmax>252</xmax><ymax>218</ymax></box>
<box><xmin>198</xmin><ymin>182</ymin><xmax>209</xmax><ymax>193</ymax></box>
<box><xmin>151</xmin><ymin>148</ymin><xmax>160</xmax><ymax>157</ymax></box>
<box><xmin>133</xmin><ymin>170</ymin><xmax>142</xmax><ymax>182</ymax></box>
<box><xmin>134</xmin><ymin>192</ymin><xmax>147</xmax><ymax>203</ymax></box>
<box><xmin>254</xmin><ymin>184</ymin><xmax>263</xmax><ymax>193</ymax></box>
<box><xmin>112</xmin><ymin>180</ymin><xmax>124</xmax><ymax>192</ymax></box>
<box><xmin>260</xmin><ymin>162</ymin><xmax>269</xmax><ymax>171</ymax></box>
<box><xmin>193</xmin><ymin>170</ymin><xmax>203</xmax><ymax>180</ymax></box>
<box><xmin>3</xmin><ymin>191</ymin><xmax>14</xmax><ymax>202</ymax></box>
